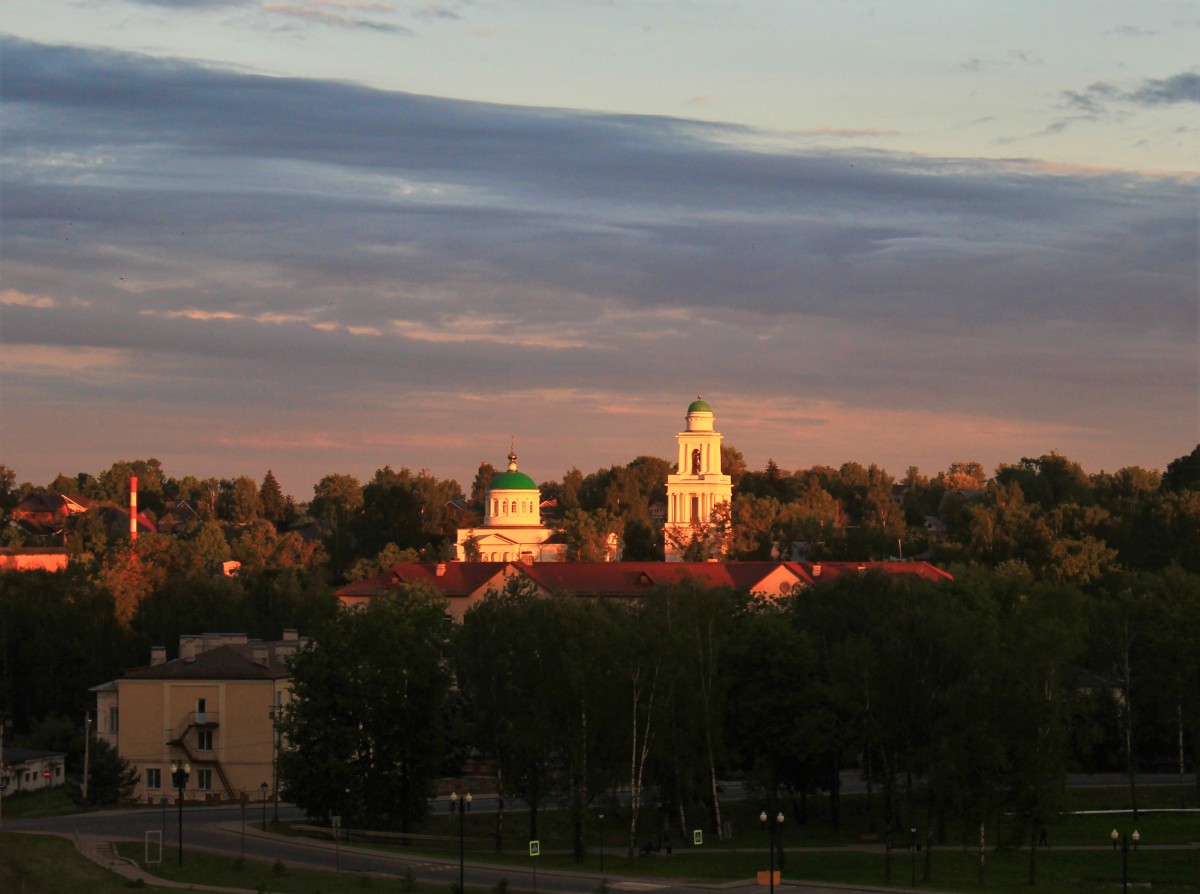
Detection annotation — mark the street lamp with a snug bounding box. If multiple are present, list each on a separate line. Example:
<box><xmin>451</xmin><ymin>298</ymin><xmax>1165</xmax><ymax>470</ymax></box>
<box><xmin>260</xmin><ymin>782</ymin><xmax>269</xmax><ymax>831</ymax></box>
<box><xmin>910</xmin><ymin>826</ymin><xmax>918</xmax><ymax>887</ymax></box>
<box><xmin>268</xmin><ymin>695</ymin><xmax>282</xmax><ymax>823</ymax></box>
<box><xmin>450</xmin><ymin>791</ymin><xmax>472</xmax><ymax>894</ymax></box>
<box><xmin>598</xmin><ymin>812</ymin><xmax>605</xmax><ymax>874</ymax></box>
<box><xmin>170</xmin><ymin>761</ymin><xmax>190</xmax><ymax>866</ymax></box>
<box><xmin>759</xmin><ymin>809</ymin><xmax>784</xmax><ymax>894</ymax></box>
<box><xmin>1110</xmin><ymin>828</ymin><xmax>1140</xmax><ymax>894</ymax></box>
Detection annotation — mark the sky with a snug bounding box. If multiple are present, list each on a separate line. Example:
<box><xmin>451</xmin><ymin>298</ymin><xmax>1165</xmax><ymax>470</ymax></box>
<box><xmin>1</xmin><ymin>0</ymin><xmax>1197</xmax><ymax>500</ymax></box>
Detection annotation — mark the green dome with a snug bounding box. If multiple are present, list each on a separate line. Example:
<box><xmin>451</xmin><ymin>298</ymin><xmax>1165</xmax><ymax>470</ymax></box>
<box><xmin>489</xmin><ymin>470</ymin><xmax>538</xmax><ymax>491</ymax></box>
<box><xmin>687</xmin><ymin>398</ymin><xmax>713</xmax><ymax>413</ymax></box>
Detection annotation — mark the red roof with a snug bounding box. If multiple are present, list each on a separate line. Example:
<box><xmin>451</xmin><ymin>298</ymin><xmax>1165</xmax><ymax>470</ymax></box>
<box><xmin>336</xmin><ymin>560</ymin><xmax>952</xmax><ymax>605</ymax></box>
<box><xmin>336</xmin><ymin>562</ymin><xmax>510</xmax><ymax>599</ymax></box>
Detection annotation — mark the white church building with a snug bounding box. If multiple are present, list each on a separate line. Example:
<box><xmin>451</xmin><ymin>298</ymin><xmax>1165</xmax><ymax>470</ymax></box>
<box><xmin>454</xmin><ymin>448</ymin><xmax>567</xmax><ymax>562</ymax></box>
<box><xmin>664</xmin><ymin>396</ymin><xmax>734</xmax><ymax>561</ymax></box>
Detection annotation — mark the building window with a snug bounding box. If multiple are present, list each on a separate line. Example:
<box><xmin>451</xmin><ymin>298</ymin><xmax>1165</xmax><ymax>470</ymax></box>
<box><xmin>197</xmin><ymin>730</ymin><xmax>213</xmax><ymax>751</ymax></box>
<box><xmin>196</xmin><ymin>769</ymin><xmax>213</xmax><ymax>791</ymax></box>
<box><xmin>691</xmin><ymin>496</ymin><xmax>700</xmax><ymax>523</ymax></box>
<box><xmin>146</xmin><ymin>768</ymin><xmax>162</xmax><ymax>789</ymax></box>
<box><xmin>109</xmin><ymin>707</ymin><xmax>119</xmax><ymax>733</ymax></box>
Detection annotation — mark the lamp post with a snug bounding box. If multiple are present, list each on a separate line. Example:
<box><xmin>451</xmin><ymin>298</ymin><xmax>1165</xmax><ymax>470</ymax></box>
<box><xmin>1110</xmin><ymin>828</ymin><xmax>1140</xmax><ymax>894</ymax></box>
<box><xmin>451</xmin><ymin>791</ymin><xmax>472</xmax><ymax>894</ymax></box>
<box><xmin>598</xmin><ymin>811</ymin><xmax>605</xmax><ymax>874</ymax></box>
<box><xmin>260</xmin><ymin>782</ymin><xmax>269</xmax><ymax>831</ymax></box>
<box><xmin>759</xmin><ymin>809</ymin><xmax>784</xmax><ymax>894</ymax></box>
<box><xmin>170</xmin><ymin>761</ymin><xmax>190</xmax><ymax>866</ymax></box>
<box><xmin>910</xmin><ymin>826</ymin><xmax>918</xmax><ymax>887</ymax></box>
<box><xmin>82</xmin><ymin>712</ymin><xmax>91</xmax><ymax>803</ymax></box>
<box><xmin>268</xmin><ymin>694</ymin><xmax>281</xmax><ymax>823</ymax></box>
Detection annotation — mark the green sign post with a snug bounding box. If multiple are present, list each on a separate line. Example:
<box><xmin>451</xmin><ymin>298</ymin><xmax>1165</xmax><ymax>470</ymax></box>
<box><xmin>693</xmin><ymin>829</ymin><xmax>703</xmax><ymax>846</ymax></box>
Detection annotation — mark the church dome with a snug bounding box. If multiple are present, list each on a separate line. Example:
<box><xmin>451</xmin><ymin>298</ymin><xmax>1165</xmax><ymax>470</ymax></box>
<box><xmin>687</xmin><ymin>397</ymin><xmax>712</xmax><ymax>414</ymax></box>
<box><xmin>488</xmin><ymin>447</ymin><xmax>538</xmax><ymax>492</ymax></box>
<box><xmin>489</xmin><ymin>470</ymin><xmax>537</xmax><ymax>491</ymax></box>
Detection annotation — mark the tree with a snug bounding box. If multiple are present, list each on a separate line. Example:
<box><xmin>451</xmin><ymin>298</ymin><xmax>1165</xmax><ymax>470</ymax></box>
<box><xmin>218</xmin><ymin>476</ymin><xmax>263</xmax><ymax>524</ymax></box>
<box><xmin>278</xmin><ymin>585</ymin><xmax>453</xmax><ymax>830</ymax></box>
<box><xmin>557</xmin><ymin>508</ymin><xmax>619</xmax><ymax>561</ymax></box>
<box><xmin>1163</xmin><ymin>445</ymin><xmax>1200</xmax><ymax>493</ymax></box>
<box><xmin>72</xmin><ymin>737</ymin><xmax>138</xmax><ymax>806</ymax></box>
<box><xmin>309</xmin><ymin>473</ymin><xmax>363</xmax><ymax>580</ymax></box>
<box><xmin>259</xmin><ymin>470</ymin><xmax>288</xmax><ymax>528</ymax></box>
<box><xmin>470</xmin><ymin>462</ymin><xmax>497</xmax><ymax>511</ymax></box>
<box><xmin>720</xmin><ymin>445</ymin><xmax>747</xmax><ymax>486</ymax></box>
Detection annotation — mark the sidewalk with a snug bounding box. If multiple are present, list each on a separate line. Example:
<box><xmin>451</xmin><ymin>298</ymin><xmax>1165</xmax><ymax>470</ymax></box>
<box><xmin>73</xmin><ymin>833</ymin><xmax>260</xmax><ymax>893</ymax></box>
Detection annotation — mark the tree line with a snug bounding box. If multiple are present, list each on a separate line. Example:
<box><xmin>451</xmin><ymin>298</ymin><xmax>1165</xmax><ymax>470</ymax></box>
<box><xmin>279</xmin><ymin>564</ymin><xmax>1200</xmax><ymax>884</ymax></box>
<box><xmin>3</xmin><ymin>445</ymin><xmax>1197</xmax><ymax>579</ymax></box>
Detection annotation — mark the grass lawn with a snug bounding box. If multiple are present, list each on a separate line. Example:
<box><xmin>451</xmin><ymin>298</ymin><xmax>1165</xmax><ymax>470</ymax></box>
<box><xmin>0</xmin><ymin>833</ymin><xmax>146</xmax><ymax>894</ymax></box>
<box><xmin>1</xmin><ymin>788</ymin><xmax>85</xmax><ymax>820</ymax></box>
<box><xmin>112</xmin><ymin>837</ymin><xmax>1200</xmax><ymax>894</ymax></box>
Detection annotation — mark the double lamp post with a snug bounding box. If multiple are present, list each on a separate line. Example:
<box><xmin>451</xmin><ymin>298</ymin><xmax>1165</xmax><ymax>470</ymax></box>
<box><xmin>1111</xmin><ymin>828</ymin><xmax>1140</xmax><ymax>894</ymax></box>
<box><xmin>169</xmin><ymin>761</ymin><xmax>190</xmax><ymax>866</ymax></box>
<box><xmin>759</xmin><ymin>809</ymin><xmax>784</xmax><ymax>894</ymax></box>
<box><xmin>450</xmin><ymin>791</ymin><xmax>472</xmax><ymax>893</ymax></box>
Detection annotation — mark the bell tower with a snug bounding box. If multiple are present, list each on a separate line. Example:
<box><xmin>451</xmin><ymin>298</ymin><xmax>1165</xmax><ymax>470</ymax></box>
<box><xmin>664</xmin><ymin>396</ymin><xmax>733</xmax><ymax>561</ymax></box>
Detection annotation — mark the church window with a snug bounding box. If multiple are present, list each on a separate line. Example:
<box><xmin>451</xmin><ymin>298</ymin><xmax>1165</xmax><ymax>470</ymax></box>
<box><xmin>691</xmin><ymin>496</ymin><xmax>700</xmax><ymax>523</ymax></box>
<box><xmin>492</xmin><ymin>499</ymin><xmax>498</xmax><ymax>516</ymax></box>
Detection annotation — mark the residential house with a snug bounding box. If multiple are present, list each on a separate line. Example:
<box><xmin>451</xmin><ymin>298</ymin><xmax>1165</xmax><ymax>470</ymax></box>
<box><xmin>1</xmin><ymin>747</ymin><xmax>66</xmax><ymax>796</ymax></box>
<box><xmin>93</xmin><ymin>631</ymin><xmax>308</xmax><ymax>804</ymax></box>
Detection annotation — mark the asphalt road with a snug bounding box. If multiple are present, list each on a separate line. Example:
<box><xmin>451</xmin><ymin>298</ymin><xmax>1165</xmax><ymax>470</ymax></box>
<box><xmin>5</xmin><ymin>802</ymin><xmax>912</xmax><ymax>894</ymax></box>
<box><xmin>5</xmin><ymin>773</ymin><xmax>1194</xmax><ymax>894</ymax></box>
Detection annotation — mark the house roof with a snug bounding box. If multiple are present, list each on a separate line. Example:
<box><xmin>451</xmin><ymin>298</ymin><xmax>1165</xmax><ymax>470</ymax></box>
<box><xmin>336</xmin><ymin>560</ymin><xmax>952</xmax><ymax>605</ymax></box>
<box><xmin>336</xmin><ymin>562</ymin><xmax>511</xmax><ymax>599</ymax></box>
<box><xmin>121</xmin><ymin>643</ymin><xmax>291</xmax><ymax>681</ymax></box>
<box><xmin>2</xmin><ymin>747</ymin><xmax>66</xmax><ymax>765</ymax></box>
<box><xmin>785</xmin><ymin>561</ymin><xmax>955</xmax><ymax>584</ymax></box>
<box><xmin>517</xmin><ymin>561</ymin><xmax>798</xmax><ymax>597</ymax></box>
<box><xmin>95</xmin><ymin>505</ymin><xmax>158</xmax><ymax>536</ymax></box>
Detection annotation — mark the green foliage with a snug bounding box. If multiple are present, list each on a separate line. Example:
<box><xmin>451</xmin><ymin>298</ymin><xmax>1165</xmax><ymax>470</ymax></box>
<box><xmin>69</xmin><ymin>737</ymin><xmax>139</xmax><ymax>805</ymax></box>
<box><xmin>278</xmin><ymin>585</ymin><xmax>454</xmax><ymax>831</ymax></box>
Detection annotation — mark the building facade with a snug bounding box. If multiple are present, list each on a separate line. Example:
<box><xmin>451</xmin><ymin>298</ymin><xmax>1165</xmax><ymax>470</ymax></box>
<box><xmin>93</xmin><ymin>632</ymin><xmax>307</xmax><ymax>804</ymax></box>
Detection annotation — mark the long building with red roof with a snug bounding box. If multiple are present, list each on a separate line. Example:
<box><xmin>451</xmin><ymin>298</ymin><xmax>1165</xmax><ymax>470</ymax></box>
<box><xmin>335</xmin><ymin>560</ymin><xmax>953</xmax><ymax>621</ymax></box>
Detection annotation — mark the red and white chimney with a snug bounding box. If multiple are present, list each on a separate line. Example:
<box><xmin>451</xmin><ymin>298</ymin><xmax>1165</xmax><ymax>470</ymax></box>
<box><xmin>130</xmin><ymin>476</ymin><xmax>138</xmax><ymax>542</ymax></box>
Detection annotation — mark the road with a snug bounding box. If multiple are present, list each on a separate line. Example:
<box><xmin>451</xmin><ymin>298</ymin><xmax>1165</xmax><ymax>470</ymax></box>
<box><xmin>5</xmin><ymin>773</ymin><xmax>1194</xmax><ymax>894</ymax></box>
<box><xmin>6</xmin><ymin>802</ymin><xmax>910</xmax><ymax>894</ymax></box>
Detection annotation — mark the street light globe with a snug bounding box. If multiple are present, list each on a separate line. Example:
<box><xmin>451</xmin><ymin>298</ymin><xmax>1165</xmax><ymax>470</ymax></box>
<box><xmin>450</xmin><ymin>792</ymin><xmax>458</xmax><ymax>804</ymax></box>
<box><xmin>1111</xmin><ymin>829</ymin><xmax>1119</xmax><ymax>842</ymax></box>
<box><xmin>465</xmin><ymin>793</ymin><xmax>472</xmax><ymax>805</ymax></box>
<box><xmin>183</xmin><ymin>763</ymin><xmax>191</xmax><ymax>774</ymax></box>
<box><xmin>171</xmin><ymin>761</ymin><xmax>178</xmax><ymax>774</ymax></box>
<box><xmin>776</xmin><ymin>812</ymin><xmax>784</xmax><ymax>824</ymax></box>
<box><xmin>1132</xmin><ymin>831</ymin><xmax>1140</xmax><ymax>843</ymax></box>
<box><xmin>759</xmin><ymin>811</ymin><xmax>768</xmax><ymax>823</ymax></box>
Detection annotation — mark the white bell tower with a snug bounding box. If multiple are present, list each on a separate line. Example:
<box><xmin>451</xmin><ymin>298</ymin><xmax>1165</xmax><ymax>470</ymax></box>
<box><xmin>664</xmin><ymin>396</ymin><xmax>733</xmax><ymax>561</ymax></box>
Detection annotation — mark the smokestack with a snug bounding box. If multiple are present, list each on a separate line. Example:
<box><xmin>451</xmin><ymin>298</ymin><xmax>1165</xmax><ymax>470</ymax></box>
<box><xmin>130</xmin><ymin>476</ymin><xmax>138</xmax><ymax>542</ymax></box>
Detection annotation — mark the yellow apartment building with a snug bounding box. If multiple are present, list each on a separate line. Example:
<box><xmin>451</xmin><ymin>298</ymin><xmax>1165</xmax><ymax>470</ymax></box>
<box><xmin>93</xmin><ymin>631</ymin><xmax>307</xmax><ymax>804</ymax></box>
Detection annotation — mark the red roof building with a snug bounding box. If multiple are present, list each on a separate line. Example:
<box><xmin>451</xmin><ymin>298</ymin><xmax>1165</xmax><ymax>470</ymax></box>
<box><xmin>336</xmin><ymin>560</ymin><xmax>953</xmax><ymax>620</ymax></box>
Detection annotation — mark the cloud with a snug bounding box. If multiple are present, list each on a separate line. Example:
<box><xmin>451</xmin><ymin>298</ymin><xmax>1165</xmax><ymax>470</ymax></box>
<box><xmin>1127</xmin><ymin>72</ymin><xmax>1200</xmax><ymax>105</ymax></box>
<box><xmin>262</xmin><ymin>2</ymin><xmax>412</xmax><ymax>32</ymax></box>
<box><xmin>1061</xmin><ymin>71</ymin><xmax>1199</xmax><ymax>117</ymax></box>
<box><xmin>1</xmin><ymin>37</ymin><xmax>1194</xmax><ymax>489</ymax></box>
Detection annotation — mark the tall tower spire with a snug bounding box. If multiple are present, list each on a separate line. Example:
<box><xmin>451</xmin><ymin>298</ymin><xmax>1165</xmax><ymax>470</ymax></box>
<box><xmin>664</xmin><ymin>396</ymin><xmax>732</xmax><ymax>561</ymax></box>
